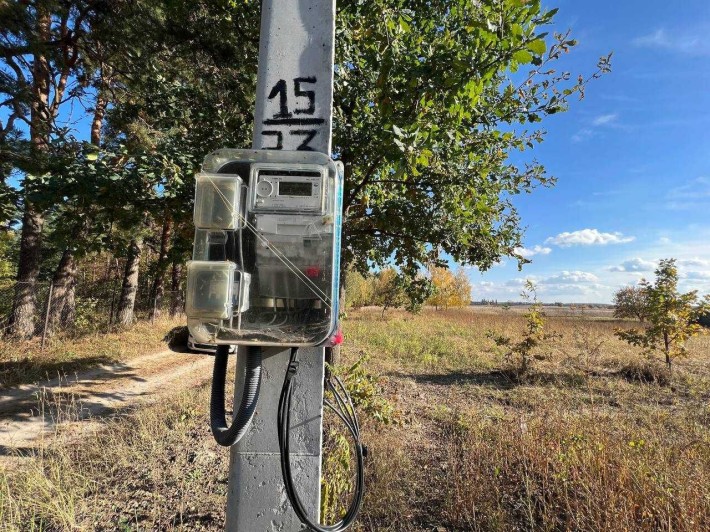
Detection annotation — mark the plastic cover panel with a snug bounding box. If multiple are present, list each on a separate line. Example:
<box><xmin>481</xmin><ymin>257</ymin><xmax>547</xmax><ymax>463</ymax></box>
<box><xmin>186</xmin><ymin>149</ymin><xmax>342</xmax><ymax>347</ymax></box>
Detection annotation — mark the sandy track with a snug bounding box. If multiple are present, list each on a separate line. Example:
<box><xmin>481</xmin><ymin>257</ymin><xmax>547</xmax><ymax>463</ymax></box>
<box><xmin>0</xmin><ymin>349</ymin><xmax>216</xmax><ymax>455</ymax></box>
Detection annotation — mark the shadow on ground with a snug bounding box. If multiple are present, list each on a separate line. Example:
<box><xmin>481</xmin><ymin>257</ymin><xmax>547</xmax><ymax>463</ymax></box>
<box><xmin>390</xmin><ymin>369</ymin><xmax>594</xmax><ymax>389</ymax></box>
<box><xmin>1</xmin><ymin>356</ymin><xmax>115</xmax><ymax>390</ymax></box>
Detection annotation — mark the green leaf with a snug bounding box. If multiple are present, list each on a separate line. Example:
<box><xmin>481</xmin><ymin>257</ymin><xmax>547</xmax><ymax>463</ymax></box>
<box><xmin>513</xmin><ymin>50</ymin><xmax>533</xmax><ymax>64</ymax></box>
<box><xmin>527</xmin><ymin>39</ymin><xmax>546</xmax><ymax>54</ymax></box>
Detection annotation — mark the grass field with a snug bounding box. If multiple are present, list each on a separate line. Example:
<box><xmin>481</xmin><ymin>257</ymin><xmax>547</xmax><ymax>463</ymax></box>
<box><xmin>1</xmin><ymin>307</ymin><xmax>709</xmax><ymax>530</ymax></box>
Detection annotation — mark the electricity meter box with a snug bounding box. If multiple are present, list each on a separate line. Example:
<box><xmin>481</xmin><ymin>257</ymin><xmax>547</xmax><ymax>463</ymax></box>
<box><xmin>186</xmin><ymin>149</ymin><xmax>343</xmax><ymax>347</ymax></box>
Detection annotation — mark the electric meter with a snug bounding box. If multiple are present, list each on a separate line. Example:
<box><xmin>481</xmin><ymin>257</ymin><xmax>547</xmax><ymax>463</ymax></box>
<box><xmin>186</xmin><ymin>149</ymin><xmax>343</xmax><ymax>347</ymax></box>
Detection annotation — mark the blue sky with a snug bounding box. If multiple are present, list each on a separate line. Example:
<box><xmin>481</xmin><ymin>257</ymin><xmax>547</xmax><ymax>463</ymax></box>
<box><xmin>465</xmin><ymin>0</ymin><xmax>710</xmax><ymax>304</ymax></box>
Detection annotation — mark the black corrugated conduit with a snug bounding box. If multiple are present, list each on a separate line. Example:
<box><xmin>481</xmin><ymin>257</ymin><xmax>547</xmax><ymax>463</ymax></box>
<box><xmin>210</xmin><ymin>344</ymin><xmax>262</xmax><ymax>447</ymax></box>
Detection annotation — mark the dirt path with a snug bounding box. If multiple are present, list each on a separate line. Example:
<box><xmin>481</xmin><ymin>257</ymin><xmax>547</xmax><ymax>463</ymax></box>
<box><xmin>0</xmin><ymin>349</ymin><xmax>216</xmax><ymax>456</ymax></box>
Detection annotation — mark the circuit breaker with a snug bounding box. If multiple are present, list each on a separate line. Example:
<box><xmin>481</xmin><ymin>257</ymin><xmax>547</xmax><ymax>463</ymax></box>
<box><xmin>186</xmin><ymin>149</ymin><xmax>343</xmax><ymax>347</ymax></box>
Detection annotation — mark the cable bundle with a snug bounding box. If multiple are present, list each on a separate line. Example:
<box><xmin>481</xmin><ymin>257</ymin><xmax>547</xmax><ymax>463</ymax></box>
<box><xmin>278</xmin><ymin>347</ymin><xmax>365</xmax><ymax>532</ymax></box>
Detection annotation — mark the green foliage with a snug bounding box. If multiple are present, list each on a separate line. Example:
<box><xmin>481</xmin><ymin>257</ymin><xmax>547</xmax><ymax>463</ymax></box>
<box><xmin>73</xmin><ymin>297</ymin><xmax>105</xmax><ymax>335</ymax></box>
<box><xmin>321</xmin><ymin>354</ymin><xmax>396</xmax><ymax>523</ymax></box>
<box><xmin>0</xmin><ymin>231</ymin><xmax>18</xmax><ymax>280</ymax></box>
<box><xmin>320</xmin><ymin>430</ymin><xmax>352</xmax><ymax>524</ymax></box>
<box><xmin>329</xmin><ymin>354</ymin><xmax>396</xmax><ymax>425</ymax></box>
<box><xmin>337</xmin><ymin>0</ymin><xmax>611</xmax><ymax>287</ymax></box>
<box><xmin>487</xmin><ymin>280</ymin><xmax>557</xmax><ymax>375</ymax></box>
<box><xmin>615</xmin><ymin>259</ymin><xmax>710</xmax><ymax>371</ymax></box>
<box><xmin>343</xmin><ymin>267</ymin><xmax>374</xmax><ymax>309</ymax></box>
<box><xmin>613</xmin><ymin>285</ymin><xmax>650</xmax><ymax>322</ymax></box>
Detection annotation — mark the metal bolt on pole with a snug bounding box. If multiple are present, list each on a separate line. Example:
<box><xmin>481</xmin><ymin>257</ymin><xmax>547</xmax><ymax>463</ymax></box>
<box><xmin>225</xmin><ymin>0</ymin><xmax>336</xmax><ymax>530</ymax></box>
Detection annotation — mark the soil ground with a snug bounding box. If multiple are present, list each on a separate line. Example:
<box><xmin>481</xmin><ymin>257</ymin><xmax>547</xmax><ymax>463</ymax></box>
<box><xmin>0</xmin><ymin>348</ymin><xmax>215</xmax><ymax>460</ymax></box>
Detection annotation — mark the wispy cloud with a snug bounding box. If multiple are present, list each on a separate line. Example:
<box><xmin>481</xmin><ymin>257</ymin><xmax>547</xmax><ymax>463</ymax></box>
<box><xmin>633</xmin><ymin>28</ymin><xmax>710</xmax><ymax>56</ymax></box>
<box><xmin>546</xmin><ymin>229</ymin><xmax>635</xmax><ymax>248</ymax></box>
<box><xmin>684</xmin><ymin>271</ymin><xmax>710</xmax><ymax>281</ymax></box>
<box><xmin>592</xmin><ymin>113</ymin><xmax>618</xmax><ymax>126</ymax></box>
<box><xmin>572</xmin><ymin>113</ymin><xmax>622</xmax><ymax>142</ymax></box>
<box><xmin>514</xmin><ymin>245</ymin><xmax>552</xmax><ymax>259</ymax></box>
<box><xmin>541</xmin><ymin>271</ymin><xmax>599</xmax><ymax>284</ymax></box>
<box><xmin>608</xmin><ymin>258</ymin><xmax>657</xmax><ymax>272</ymax></box>
<box><xmin>668</xmin><ymin>177</ymin><xmax>710</xmax><ymax>200</ymax></box>
<box><xmin>679</xmin><ymin>258</ymin><xmax>710</xmax><ymax>268</ymax></box>
<box><xmin>571</xmin><ymin>128</ymin><xmax>595</xmax><ymax>143</ymax></box>
<box><xmin>665</xmin><ymin>177</ymin><xmax>710</xmax><ymax>210</ymax></box>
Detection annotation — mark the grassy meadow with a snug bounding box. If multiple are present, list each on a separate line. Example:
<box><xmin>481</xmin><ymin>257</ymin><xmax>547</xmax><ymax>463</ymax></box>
<box><xmin>1</xmin><ymin>307</ymin><xmax>709</xmax><ymax>530</ymax></box>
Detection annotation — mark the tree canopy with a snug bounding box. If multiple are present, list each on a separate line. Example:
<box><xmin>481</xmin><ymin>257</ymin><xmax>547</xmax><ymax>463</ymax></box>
<box><xmin>0</xmin><ymin>0</ymin><xmax>610</xmax><ymax>335</ymax></box>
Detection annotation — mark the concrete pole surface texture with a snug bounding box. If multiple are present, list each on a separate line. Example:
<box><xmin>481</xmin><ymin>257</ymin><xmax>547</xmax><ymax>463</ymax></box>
<box><xmin>226</xmin><ymin>1</ymin><xmax>336</xmax><ymax>530</ymax></box>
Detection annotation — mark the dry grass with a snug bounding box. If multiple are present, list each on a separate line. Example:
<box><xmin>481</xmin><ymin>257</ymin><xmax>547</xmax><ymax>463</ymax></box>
<box><xmin>0</xmin><ymin>316</ymin><xmax>184</xmax><ymax>388</ymax></box>
<box><xmin>0</xmin><ymin>373</ymin><xmax>232</xmax><ymax>530</ymax></box>
<box><xmin>346</xmin><ymin>308</ymin><xmax>710</xmax><ymax>531</ymax></box>
<box><xmin>1</xmin><ymin>307</ymin><xmax>709</xmax><ymax>531</ymax></box>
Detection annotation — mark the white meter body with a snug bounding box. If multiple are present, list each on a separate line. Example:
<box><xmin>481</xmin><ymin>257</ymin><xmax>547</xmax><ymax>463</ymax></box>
<box><xmin>186</xmin><ymin>149</ymin><xmax>343</xmax><ymax>347</ymax></box>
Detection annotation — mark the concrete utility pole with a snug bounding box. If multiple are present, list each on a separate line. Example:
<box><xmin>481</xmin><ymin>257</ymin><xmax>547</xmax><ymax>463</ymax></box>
<box><xmin>225</xmin><ymin>1</ymin><xmax>336</xmax><ymax>530</ymax></box>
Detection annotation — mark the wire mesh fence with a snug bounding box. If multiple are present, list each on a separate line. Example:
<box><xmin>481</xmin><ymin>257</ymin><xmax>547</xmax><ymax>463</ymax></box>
<box><xmin>0</xmin><ymin>278</ymin><xmax>185</xmax><ymax>349</ymax></box>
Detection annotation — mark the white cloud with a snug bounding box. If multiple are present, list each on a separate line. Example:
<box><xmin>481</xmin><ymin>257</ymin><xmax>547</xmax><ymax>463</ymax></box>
<box><xmin>541</xmin><ymin>271</ymin><xmax>599</xmax><ymax>285</ymax></box>
<box><xmin>679</xmin><ymin>258</ymin><xmax>710</xmax><ymax>268</ymax></box>
<box><xmin>592</xmin><ymin>113</ymin><xmax>618</xmax><ymax>126</ymax></box>
<box><xmin>608</xmin><ymin>258</ymin><xmax>657</xmax><ymax>272</ymax></box>
<box><xmin>571</xmin><ymin>128</ymin><xmax>594</xmax><ymax>143</ymax></box>
<box><xmin>667</xmin><ymin>177</ymin><xmax>710</xmax><ymax>202</ymax></box>
<box><xmin>504</xmin><ymin>277</ymin><xmax>535</xmax><ymax>288</ymax></box>
<box><xmin>514</xmin><ymin>245</ymin><xmax>552</xmax><ymax>259</ymax></box>
<box><xmin>633</xmin><ymin>28</ymin><xmax>710</xmax><ymax>56</ymax></box>
<box><xmin>545</xmin><ymin>229</ymin><xmax>635</xmax><ymax>248</ymax></box>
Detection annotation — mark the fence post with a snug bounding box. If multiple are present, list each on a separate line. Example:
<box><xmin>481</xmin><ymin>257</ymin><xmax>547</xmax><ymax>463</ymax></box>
<box><xmin>41</xmin><ymin>281</ymin><xmax>54</xmax><ymax>351</ymax></box>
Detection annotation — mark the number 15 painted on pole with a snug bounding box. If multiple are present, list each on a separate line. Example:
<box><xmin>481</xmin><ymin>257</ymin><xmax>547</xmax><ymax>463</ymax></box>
<box><xmin>262</xmin><ymin>77</ymin><xmax>324</xmax><ymax>151</ymax></box>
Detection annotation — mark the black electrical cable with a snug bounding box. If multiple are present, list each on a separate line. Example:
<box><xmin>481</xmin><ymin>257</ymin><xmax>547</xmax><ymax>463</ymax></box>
<box><xmin>278</xmin><ymin>347</ymin><xmax>365</xmax><ymax>532</ymax></box>
<box><xmin>210</xmin><ymin>345</ymin><xmax>262</xmax><ymax>447</ymax></box>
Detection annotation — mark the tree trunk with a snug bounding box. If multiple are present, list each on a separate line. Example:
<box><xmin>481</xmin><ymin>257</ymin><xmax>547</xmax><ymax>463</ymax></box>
<box><xmin>116</xmin><ymin>238</ymin><xmax>142</xmax><ymax>326</ymax></box>
<box><xmin>62</xmin><ymin>273</ymin><xmax>77</xmax><ymax>329</ymax></box>
<box><xmin>169</xmin><ymin>260</ymin><xmax>183</xmax><ymax>317</ymax></box>
<box><xmin>149</xmin><ymin>212</ymin><xmax>173</xmax><ymax>320</ymax></box>
<box><xmin>45</xmin><ymin>248</ymin><xmax>77</xmax><ymax>335</ymax></box>
<box><xmin>663</xmin><ymin>331</ymin><xmax>672</xmax><ymax>371</ymax></box>
<box><xmin>8</xmin><ymin>9</ymin><xmax>51</xmax><ymax>339</ymax></box>
<box><xmin>8</xmin><ymin>207</ymin><xmax>44</xmax><ymax>338</ymax></box>
<box><xmin>90</xmin><ymin>95</ymin><xmax>107</xmax><ymax>146</ymax></box>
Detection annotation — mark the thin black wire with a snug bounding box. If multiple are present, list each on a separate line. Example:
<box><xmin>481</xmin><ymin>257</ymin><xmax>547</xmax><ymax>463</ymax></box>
<box><xmin>278</xmin><ymin>347</ymin><xmax>365</xmax><ymax>532</ymax></box>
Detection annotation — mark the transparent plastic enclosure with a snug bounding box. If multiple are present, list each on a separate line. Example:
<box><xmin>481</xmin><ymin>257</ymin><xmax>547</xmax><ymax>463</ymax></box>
<box><xmin>186</xmin><ymin>149</ymin><xmax>343</xmax><ymax>347</ymax></box>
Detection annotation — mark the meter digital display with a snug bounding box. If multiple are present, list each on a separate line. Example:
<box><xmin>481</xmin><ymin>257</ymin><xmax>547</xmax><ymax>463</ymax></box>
<box><xmin>279</xmin><ymin>182</ymin><xmax>312</xmax><ymax>196</ymax></box>
<box><xmin>186</xmin><ymin>149</ymin><xmax>343</xmax><ymax>347</ymax></box>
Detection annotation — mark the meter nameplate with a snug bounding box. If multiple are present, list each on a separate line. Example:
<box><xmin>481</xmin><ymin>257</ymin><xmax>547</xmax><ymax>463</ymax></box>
<box><xmin>249</xmin><ymin>163</ymin><xmax>325</xmax><ymax>214</ymax></box>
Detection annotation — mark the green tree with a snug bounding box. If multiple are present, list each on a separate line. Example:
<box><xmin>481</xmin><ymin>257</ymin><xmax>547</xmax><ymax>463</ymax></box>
<box><xmin>613</xmin><ymin>284</ymin><xmax>650</xmax><ymax>322</ymax></box>
<box><xmin>488</xmin><ymin>281</ymin><xmax>555</xmax><ymax>377</ymax></box>
<box><xmin>101</xmin><ymin>0</ymin><xmax>259</xmax><ymax>320</ymax></box>
<box><xmin>336</xmin><ymin>0</ymin><xmax>611</xmax><ymax>299</ymax></box>
<box><xmin>343</xmin><ymin>267</ymin><xmax>374</xmax><ymax>309</ymax></box>
<box><xmin>0</xmin><ymin>0</ymin><xmax>115</xmax><ymax>337</ymax></box>
<box><xmin>615</xmin><ymin>259</ymin><xmax>710</xmax><ymax>372</ymax></box>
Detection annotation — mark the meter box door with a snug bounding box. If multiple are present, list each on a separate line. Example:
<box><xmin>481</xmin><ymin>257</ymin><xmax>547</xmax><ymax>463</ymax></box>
<box><xmin>194</xmin><ymin>173</ymin><xmax>243</xmax><ymax>230</ymax></box>
<box><xmin>186</xmin><ymin>149</ymin><xmax>343</xmax><ymax>348</ymax></box>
